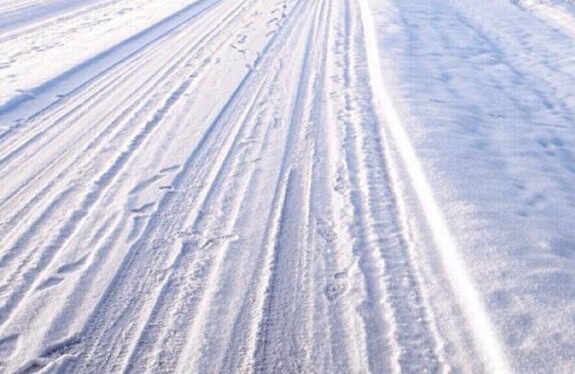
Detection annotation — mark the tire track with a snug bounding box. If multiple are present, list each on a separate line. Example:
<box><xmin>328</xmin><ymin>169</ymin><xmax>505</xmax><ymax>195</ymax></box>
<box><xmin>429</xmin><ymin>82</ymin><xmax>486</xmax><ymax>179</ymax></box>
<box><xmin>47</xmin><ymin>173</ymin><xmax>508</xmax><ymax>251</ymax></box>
<box><xmin>122</xmin><ymin>68</ymin><xmax>282</xmax><ymax>373</ymax></box>
<box><xmin>0</xmin><ymin>0</ymin><xmax>210</xmax><ymax>108</ymax></box>
<box><xmin>0</xmin><ymin>0</ymin><xmax>239</xmax><ymax>244</ymax></box>
<box><xmin>0</xmin><ymin>0</ymin><xmax>223</xmax><ymax>133</ymax></box>
<box><xmin>1</xmin><ymin>0</ymin><xmax>297</xmax><ymax>368</ymax></box>
<box><xmin>0</xmin><ymin>8</ymin><xmax>243</xmax><ymax>245</ymax></box>
<box><xmin>306</xmin><ymin>0</ymin><xmax>370</xmax><ymax>371</ymax></box>
<box><xmin>0</xmin><ymin>0</ymin><xmax>241</xmax><ymax>184</ymax></box>
<box><xmin>11</xmin><ymin>1</ymin><xmax>306</xmax><ymax>371</ymax></box>
<box><xmin>199</xmin><ymin>7</ymin><xmax>324</xmax><ymax>367</ymax></box>
<box><xmin>332</xmin><ymin>0</ymin><xmax>444</xmax><ymax>371</ymax></box>
<box><xmin>0</xmin><ymin>0</ymin><xmax>119</xmax><ymax>41</ymax></box>
<box><xmin>0</xmin><ymin>0</ymin><xmax>260</xmax><ymax>334</ymax></box>
<box><xmin>0</xmin><ymin>0</ymin><xmax>512</xmax><ymax>371</ymax></box>
<box><xmin>252</xmin><ymin>0</ymin><xmax>326</xmax><ymax>371</ymax></box>
<box><xmin>356</xmin><ymin>0</ymin><xmax>511</xmax><ymax>371</ymax></box>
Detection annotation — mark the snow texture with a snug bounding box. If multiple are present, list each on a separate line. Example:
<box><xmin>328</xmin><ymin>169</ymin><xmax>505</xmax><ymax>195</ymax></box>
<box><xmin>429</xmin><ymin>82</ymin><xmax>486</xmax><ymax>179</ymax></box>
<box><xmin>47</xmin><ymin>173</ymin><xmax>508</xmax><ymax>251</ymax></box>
<box><xmin>0</xmin><ymin>0</ymin><xmax>574</xmax><ymax>372</ymax></box>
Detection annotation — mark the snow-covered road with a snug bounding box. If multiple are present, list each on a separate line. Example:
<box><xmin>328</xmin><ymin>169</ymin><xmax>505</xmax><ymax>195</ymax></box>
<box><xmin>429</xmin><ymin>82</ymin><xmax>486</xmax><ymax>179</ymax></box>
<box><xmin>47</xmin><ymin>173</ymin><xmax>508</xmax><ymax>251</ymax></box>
<box><xmin>1</xmin><ymin>0</ymin><xmax>575</xmax><ymax>372</ymax></box>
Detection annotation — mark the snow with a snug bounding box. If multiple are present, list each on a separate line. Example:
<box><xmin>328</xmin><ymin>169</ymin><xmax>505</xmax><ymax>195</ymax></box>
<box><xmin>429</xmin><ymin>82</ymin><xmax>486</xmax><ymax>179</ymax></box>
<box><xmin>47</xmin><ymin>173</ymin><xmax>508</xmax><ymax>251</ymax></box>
<box><xmin>0</xmin><ymin>0</ymin><xmax>205</xmax><ymax>110</ymax></box>
<box><xmin>1</xmin><ymin>0</ymin><xmax>575</xmax><ymax>372</ymax></box>
<box><xmin>370</xmin><ymin>0</ymin><xmax>575</xmax><ymax>370</ymax></box>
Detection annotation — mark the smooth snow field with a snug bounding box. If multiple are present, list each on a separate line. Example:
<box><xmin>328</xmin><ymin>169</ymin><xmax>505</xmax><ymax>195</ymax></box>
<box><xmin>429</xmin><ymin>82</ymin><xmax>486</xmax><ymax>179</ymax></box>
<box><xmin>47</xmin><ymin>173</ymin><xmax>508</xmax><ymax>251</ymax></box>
<box><xmin>1</xmin><ymin>0</ymin><xmax>575</xmax><ymax>372</ymax></box>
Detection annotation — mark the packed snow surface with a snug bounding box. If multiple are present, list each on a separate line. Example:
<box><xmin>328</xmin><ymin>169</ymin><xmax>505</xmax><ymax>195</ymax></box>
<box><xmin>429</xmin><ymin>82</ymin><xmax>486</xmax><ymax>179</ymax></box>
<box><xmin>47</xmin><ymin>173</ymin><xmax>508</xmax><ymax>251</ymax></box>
<box><xmin>1</xmin><ymin>0</ymin><xmax>575</xmax><ymax>372</ymax></box>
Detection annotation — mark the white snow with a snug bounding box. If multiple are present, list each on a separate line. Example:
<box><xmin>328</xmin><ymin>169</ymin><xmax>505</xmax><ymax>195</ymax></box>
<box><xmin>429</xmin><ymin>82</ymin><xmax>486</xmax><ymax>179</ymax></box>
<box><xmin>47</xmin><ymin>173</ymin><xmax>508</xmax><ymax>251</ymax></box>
<box><xmin>1</xmin><ymin>0</ymin><xmax>575</xmax><ymax>372</ymax></box>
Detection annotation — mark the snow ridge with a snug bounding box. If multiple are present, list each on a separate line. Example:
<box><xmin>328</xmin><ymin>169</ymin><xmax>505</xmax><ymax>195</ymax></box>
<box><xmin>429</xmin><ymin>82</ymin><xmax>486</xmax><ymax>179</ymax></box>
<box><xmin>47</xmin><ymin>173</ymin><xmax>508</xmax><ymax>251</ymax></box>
<box><xmin>355</xmin><ymin>0</ymin><xmax>512</xmax><ymax>372</ymax></box>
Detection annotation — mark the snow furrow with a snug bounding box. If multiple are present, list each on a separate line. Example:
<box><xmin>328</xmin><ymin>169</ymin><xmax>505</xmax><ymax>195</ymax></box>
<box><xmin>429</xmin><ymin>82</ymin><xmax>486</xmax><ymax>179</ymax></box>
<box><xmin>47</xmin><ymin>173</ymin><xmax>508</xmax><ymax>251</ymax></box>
<box><xmin>3</xmin><ymin>0</ymin><xmax>305</xmax><ymax>371</ymax></box>
<box><xmin>252</xmin><ymin>2</ymin><xmax>319</xmax><ymax>370</ymax></box>
<box><xmin>307</xmin><ymin>0</ymin><xmax>372</xmax><ymax>370</ymax></box>
<box><xmin>0</xmin><ymin>0</ymin><xmax>216</xmax><ymax>108</ymax></box>
<box><xmin>2</xmin><ymin>0</ymin><xmax>571</xmax><ymax>371</ymax></box>
<box><xmin>350</xmin><ymin>2</ymin><xmax>444</xmax><ymax>372</ymax></box>
<box><xmin>356</xmin><ymin>0</ymin><xmax>512</xmax><ymax>371</ymax></box>
<box><xmin>0</xmin><ymin>0</ymin><xmax>256</xmax><ymax>332</ymax></box>
<box><xmin>0</xmin><ymin>0</ymin><xmax>241</xmax><ymax>237</ymax></box>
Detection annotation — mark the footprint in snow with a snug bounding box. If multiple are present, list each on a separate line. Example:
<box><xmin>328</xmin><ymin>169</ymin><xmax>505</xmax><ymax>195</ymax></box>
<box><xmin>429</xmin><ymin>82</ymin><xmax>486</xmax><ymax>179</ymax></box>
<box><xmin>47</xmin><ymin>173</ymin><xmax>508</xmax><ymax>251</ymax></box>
<box><xmin>325</xmin><ymin>278</ymin><xmax>348</xmax><ymax>302</ymax></box>
<box><xmin>0</xmin><ymin>335</ymin><xmax>19</xmax><ymax>358</ymax></box>
<box><xmin>36</xmin><ymin>276</ymin><xmax>64</xmax><ymax>291</ymax></box>
<box><xmin>57</xmin><ymin>256</ymin><xmax>88</xmax><ymax>274</ymax></box>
